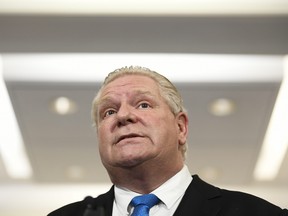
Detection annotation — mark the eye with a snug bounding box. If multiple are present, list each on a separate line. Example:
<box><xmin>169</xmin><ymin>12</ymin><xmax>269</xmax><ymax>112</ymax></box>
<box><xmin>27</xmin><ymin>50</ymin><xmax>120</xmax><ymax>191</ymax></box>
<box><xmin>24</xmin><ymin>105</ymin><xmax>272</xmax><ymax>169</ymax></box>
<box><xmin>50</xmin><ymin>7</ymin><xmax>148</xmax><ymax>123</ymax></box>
<box><xmin>103</xmin><ymin>109</ymin><xmax>117</xmax><ymax>118</ymax></box>
<box><xmin>138</xmin><ymin>102</ymin><xmax>151</xmax><ymax>109</ymax></box>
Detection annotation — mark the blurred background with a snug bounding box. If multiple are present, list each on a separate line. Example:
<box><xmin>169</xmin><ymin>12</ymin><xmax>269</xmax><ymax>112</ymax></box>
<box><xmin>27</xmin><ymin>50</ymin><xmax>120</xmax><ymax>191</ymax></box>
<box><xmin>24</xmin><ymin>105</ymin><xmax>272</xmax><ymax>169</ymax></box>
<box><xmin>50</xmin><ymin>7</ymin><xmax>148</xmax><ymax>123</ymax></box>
<box><xmin>0</xmin><ymin>1</ymin><xmax>288</xmax><ymax>215</ymax></box>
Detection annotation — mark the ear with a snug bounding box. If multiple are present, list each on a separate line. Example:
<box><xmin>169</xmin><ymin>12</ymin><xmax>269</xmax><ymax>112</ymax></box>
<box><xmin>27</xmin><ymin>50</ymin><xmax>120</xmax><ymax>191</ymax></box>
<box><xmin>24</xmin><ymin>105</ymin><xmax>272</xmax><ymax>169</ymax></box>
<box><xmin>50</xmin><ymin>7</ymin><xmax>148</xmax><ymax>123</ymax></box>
<box><xmin>176</xmin><ymin>112</ymin><xmax>189</xmax><ymax>146</ymax></box>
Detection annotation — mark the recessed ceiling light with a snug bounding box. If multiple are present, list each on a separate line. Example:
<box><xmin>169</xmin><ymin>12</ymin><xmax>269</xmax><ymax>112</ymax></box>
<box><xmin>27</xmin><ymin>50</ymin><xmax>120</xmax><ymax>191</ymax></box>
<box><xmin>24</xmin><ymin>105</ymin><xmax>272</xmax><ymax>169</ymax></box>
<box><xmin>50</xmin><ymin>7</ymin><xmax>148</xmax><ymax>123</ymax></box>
<box><xmin>51</xmin><ymin>97</ymin><xmax>77</xmax><ymax>115</ymax></box>
<box><xmin>209</xmin><ymin>98</ymin><xmax>235</xmax><ymax>116</ymax></box>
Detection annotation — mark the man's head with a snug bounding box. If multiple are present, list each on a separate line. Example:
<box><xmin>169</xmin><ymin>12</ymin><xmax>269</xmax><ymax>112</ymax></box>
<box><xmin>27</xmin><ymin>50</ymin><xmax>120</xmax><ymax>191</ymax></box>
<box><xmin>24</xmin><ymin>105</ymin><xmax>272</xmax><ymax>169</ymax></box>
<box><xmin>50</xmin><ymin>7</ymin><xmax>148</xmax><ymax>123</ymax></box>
<box><xmin>92</xmin><ymin>66</ymin><xmax>189</xmax><ymax>182</ymax></box>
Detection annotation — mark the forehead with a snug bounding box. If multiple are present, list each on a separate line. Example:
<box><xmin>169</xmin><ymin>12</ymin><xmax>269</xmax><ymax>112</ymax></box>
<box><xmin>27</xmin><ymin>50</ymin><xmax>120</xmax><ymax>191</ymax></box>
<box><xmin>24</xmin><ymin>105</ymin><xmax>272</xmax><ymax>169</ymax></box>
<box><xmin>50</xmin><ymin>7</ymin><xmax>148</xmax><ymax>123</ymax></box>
<box><xmin>101</xmin><ymin>74</ymin><xmax>160</xmax><ymax>96</ymax></box>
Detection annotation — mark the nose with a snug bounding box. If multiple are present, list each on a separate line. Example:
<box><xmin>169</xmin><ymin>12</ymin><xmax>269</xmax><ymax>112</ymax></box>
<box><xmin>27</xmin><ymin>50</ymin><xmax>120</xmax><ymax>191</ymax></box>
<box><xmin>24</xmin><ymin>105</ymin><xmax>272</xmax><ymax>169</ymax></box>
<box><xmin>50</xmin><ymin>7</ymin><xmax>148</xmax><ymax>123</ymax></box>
<box><xmin>116</xmin><ymin>104</ymin><xmax>137</xmax><ymax>127</ymax></box>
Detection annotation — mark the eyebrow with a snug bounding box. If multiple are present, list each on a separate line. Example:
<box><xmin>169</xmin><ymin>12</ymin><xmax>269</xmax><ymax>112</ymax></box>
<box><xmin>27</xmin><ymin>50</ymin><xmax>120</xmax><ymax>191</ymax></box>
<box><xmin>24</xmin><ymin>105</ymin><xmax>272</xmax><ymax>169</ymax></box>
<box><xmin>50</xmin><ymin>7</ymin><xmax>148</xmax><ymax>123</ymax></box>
<box><xmin>98</xmin><ymin>90</ymin><xmax>157</xmax><ymax>107</ymax></box>
<box><xmin>96</xmin><ymin>97</ymin><xmax>115</xmax><ymax>110</ymax></box>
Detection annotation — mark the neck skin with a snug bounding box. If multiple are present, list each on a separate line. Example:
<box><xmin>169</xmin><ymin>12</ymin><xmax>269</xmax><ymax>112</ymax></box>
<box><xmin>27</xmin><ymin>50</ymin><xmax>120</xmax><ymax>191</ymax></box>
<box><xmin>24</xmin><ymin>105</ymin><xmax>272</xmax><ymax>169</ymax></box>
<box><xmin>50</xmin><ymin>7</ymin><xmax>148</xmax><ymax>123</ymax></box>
<box><xmin>105</xmin><ymin>156</ymin><xmax>184</xmax><ymax>194</ymax></box>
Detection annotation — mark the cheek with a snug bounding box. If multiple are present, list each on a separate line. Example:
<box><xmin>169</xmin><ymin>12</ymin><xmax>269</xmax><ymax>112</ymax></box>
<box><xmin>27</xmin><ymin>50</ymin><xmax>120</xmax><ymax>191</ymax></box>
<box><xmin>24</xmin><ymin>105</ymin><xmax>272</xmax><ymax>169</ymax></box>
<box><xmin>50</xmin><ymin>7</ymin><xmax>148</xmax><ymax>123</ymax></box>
<box><xmin>97</xmin><ymin>134</ymin><xmax>110</xmax><ymax>162</ymax></box>
<box><xmin>97</xmin><ymin>120</ymin><xmax>112</xmax><ymax>137</ymax></box>
<box><xmin>151</xmin><ymin>117</ymin><xmax>178</xmax><ymax>143</ymax></box>
<box><xmin>97</xmin><ymin>127</ymin><xmax>109</xmax><ymax>149</ymax></box>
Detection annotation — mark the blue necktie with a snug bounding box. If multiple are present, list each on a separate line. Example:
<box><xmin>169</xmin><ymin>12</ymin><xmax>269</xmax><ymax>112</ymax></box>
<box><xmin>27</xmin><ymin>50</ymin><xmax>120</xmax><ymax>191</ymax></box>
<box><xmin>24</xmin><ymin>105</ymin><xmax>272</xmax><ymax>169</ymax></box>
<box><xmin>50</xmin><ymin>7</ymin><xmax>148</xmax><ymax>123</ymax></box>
<box><xmin>130</xmin><ymin>194</ymin><xmax>160</xmax><ymax>216</ymax></box>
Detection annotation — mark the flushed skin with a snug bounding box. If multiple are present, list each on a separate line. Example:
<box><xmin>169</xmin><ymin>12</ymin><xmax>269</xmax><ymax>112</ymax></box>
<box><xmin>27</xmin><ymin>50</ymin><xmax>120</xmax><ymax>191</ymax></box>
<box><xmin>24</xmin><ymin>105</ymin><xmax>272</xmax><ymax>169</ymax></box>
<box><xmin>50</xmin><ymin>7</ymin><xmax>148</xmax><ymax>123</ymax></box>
<box><xmin>96</xmin><ymin>75</ymin><xmax>188</xmax><ymax>194</ymax></box>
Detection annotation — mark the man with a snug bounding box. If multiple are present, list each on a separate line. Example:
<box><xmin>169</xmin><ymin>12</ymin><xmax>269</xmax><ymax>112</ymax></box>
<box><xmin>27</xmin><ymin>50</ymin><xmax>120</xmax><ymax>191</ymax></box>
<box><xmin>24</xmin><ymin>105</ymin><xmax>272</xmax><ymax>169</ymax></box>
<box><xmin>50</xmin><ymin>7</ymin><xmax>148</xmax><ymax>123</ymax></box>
<box><xmin>48</xmin><ymin>66</ymin><xmax>288</xmax><ymax>216</ymax></box>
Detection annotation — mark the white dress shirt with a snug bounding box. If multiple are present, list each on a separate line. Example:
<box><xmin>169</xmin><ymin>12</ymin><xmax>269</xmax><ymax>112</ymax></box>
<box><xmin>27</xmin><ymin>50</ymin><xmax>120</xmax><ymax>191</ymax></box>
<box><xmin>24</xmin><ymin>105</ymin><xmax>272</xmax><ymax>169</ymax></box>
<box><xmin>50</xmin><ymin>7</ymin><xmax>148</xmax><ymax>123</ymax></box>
<box><xmin>112</xmin><ymin>165</ymin><xmax>192</xmax><ymax>216</ymax></box>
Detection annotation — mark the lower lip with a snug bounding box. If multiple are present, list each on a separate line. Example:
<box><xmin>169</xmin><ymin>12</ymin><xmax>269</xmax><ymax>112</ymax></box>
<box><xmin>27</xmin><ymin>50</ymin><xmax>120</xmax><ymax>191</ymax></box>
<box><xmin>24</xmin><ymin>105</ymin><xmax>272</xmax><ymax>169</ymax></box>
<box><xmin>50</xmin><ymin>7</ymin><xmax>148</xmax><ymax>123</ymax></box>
<box><xmin>117</xmin><ymin>137</ymin><xmax>142</xmax><ymax>145</ymax></box>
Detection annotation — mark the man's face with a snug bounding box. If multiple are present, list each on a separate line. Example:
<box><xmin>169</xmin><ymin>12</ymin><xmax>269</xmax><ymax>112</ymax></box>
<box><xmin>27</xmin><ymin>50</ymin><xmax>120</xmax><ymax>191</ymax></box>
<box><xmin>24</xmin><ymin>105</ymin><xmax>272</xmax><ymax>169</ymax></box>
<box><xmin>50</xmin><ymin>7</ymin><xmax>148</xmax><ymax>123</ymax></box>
<box><xmin>96</xmin><ymin>75</ymin><xmax>187</xmax><ymax>170</ymax></box>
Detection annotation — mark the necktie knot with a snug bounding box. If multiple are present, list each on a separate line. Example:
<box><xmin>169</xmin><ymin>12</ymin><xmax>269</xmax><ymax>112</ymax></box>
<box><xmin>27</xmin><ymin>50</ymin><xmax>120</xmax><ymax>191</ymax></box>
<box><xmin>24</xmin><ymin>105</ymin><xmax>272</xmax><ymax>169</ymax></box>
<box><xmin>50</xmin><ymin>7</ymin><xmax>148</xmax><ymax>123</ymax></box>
<box><xmin>130</xmin><ymin>194</ymin><xmax>160</xmax><ymax>216</ymax></box>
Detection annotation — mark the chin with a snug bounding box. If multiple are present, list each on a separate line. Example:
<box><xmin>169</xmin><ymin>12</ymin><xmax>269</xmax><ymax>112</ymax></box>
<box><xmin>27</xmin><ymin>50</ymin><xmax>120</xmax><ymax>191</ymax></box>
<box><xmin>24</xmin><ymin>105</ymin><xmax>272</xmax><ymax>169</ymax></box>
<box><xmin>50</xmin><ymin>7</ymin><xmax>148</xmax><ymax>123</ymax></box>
<box><xmin>115</xmin><ymin>154</ymin><xmax>149</xmax><ymax>168</ymax></box>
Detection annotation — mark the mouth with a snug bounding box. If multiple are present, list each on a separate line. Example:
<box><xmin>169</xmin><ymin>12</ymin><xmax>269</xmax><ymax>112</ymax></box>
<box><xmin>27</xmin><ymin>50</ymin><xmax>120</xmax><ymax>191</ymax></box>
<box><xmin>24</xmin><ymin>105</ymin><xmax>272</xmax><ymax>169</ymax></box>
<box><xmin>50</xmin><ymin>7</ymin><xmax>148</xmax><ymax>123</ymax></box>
<box><xmin>116</xmin><ymin>133</ymin><xmax>143</xmax><ymax>144</ymax></box>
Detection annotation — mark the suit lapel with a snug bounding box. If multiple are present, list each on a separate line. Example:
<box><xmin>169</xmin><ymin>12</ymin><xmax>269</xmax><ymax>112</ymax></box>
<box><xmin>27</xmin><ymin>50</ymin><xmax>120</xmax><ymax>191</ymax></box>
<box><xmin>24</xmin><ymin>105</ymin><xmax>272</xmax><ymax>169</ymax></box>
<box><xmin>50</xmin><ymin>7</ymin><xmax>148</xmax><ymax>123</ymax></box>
<box><xmin>93</xmin><ymin>186</ymin><xmax>114</xmax><ymax>216</ymax></box>
<box><xmin>173</xmin><ymin>175</ymin><xmax>222</xmax><ymax>216</ymax></box>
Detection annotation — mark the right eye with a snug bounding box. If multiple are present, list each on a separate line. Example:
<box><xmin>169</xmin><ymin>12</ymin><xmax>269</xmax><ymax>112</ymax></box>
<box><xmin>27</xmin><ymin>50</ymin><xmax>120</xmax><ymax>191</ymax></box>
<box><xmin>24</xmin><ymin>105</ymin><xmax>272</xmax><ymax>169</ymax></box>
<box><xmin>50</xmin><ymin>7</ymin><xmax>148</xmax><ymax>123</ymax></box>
<box><xmin>103</xmin><ymin>109</ymin><xmax>117</xmax><ymax>118</ymax></box>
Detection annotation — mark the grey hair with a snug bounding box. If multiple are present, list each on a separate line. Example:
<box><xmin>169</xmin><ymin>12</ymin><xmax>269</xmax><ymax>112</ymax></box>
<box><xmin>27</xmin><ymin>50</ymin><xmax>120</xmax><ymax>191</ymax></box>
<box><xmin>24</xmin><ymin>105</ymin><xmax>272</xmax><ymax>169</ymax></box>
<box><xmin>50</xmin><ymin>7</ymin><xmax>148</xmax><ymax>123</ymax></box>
<box><xmin>91</xmin><ymin>66</ymin><xmax>188</xmax><ymax>159</ymax></box>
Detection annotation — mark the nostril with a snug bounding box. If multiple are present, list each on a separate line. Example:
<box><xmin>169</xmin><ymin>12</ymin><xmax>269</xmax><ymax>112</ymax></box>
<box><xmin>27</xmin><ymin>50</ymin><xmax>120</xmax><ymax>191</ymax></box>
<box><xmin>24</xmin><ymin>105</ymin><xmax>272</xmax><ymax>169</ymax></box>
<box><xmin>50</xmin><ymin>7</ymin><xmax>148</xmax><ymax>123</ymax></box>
<box><xmin>116</xmin><ymin>110</ymin><xmax>137</xmax><ymax>126</ymax></box>
<box><xmin>117</xmin><ymin>117</ymin><xmax>135</xmax><ymax>127</ymax></box>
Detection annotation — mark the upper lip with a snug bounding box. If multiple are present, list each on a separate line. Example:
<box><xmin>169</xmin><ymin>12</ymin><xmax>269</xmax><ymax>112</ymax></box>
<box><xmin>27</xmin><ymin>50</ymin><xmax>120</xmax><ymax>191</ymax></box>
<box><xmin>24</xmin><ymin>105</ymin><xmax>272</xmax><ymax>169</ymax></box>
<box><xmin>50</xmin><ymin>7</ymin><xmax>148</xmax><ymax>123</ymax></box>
<box><xmin>116</xmin><ymin>133</ymin><xmax>143</xmax><ymax>143</ymax></box>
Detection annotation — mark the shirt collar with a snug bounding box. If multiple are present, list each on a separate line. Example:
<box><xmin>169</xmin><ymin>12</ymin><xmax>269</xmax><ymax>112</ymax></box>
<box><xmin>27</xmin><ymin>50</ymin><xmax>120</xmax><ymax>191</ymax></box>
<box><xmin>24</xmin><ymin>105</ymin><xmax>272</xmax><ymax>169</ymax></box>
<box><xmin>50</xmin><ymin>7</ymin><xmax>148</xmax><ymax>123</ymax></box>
<box><xmin>152</xmin><ymin>165</ymin><xmax>192</xmax><ymax>209</ymax></box>
<box><xmin>114</xmin><ymin>165</ymin><xmax>192</xmax><ymax>213</ymax></box>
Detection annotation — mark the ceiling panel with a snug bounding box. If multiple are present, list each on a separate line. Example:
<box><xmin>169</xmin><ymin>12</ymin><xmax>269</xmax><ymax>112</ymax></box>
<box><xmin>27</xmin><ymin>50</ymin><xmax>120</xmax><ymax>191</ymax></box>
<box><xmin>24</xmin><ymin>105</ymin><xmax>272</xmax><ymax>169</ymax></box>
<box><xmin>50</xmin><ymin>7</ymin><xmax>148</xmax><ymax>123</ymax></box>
<box><xmin>0</xmin><ymin>16</ymin><xmax>288</xmax><ymax>54</ymax></box>
<box><xmin>10</xmin><ymin>85</ymin><xmax>98</xmax><ymax>140</ymax></box>
<box><xmin>182</xmin><ymin>84</ymin><xmax>278</xmax><ymax>148</ymax></box>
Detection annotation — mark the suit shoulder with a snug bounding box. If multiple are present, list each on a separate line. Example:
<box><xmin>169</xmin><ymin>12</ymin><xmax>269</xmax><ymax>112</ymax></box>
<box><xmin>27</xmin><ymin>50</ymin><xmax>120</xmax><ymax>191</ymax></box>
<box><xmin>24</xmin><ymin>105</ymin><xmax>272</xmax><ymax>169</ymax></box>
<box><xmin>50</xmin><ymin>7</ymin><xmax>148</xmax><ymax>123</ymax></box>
<box><xmin>191</xmin><ymin>175</ymin><xmax>287</xmax><ymax>215</ymax></box>
<box><xmin>47</xmin><ymin>186</ymin><xmax>114</xmax><ymax>216</ymax></box>
<box><xmin>47</xmin><ymin>200</ymin><xmax>86</xmax><ymax>216</ymax></box>
<box><xmin>219</xmin><ymin>189</ymin><xmax>287</xmax><ymax>215</ymax></box>
<box><xmin>219</xmin><ymin>185</ymin><xmax>278</xmax><ymax>206</ymax></box>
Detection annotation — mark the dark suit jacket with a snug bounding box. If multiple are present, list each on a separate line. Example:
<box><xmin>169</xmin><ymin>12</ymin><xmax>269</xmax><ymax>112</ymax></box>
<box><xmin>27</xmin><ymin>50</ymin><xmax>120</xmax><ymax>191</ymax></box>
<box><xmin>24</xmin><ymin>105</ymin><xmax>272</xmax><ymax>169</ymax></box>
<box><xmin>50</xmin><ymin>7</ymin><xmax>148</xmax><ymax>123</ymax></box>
<box><xmin>48</xmin><ymin>175</ymin><xmax>288</xmax><ymax>216</ymax></box>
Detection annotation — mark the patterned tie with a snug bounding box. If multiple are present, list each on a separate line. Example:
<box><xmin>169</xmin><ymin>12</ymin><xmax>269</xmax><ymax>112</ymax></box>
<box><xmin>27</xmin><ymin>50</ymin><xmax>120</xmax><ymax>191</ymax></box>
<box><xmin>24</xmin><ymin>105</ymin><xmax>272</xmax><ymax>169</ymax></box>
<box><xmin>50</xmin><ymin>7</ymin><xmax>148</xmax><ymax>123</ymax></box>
<box><xmin>130</xmin><ymin>194</ymin><xmax>160</xmax><ymax>216</ymax></box>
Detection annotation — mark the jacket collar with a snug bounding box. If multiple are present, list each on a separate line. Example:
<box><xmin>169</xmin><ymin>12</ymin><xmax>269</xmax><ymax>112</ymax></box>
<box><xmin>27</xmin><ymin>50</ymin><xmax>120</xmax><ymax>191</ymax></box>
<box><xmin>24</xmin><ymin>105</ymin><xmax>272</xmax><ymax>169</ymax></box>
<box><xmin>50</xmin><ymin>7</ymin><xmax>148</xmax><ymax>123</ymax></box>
<box><xmin>173</xmin><ymin>175</ymin><xmax>222</xmax><ymax>216</ymax></box>
<box><xmin>92</xmin><ymin>185</ymin><xmax>114</xmax><ymax>216</ymax></box>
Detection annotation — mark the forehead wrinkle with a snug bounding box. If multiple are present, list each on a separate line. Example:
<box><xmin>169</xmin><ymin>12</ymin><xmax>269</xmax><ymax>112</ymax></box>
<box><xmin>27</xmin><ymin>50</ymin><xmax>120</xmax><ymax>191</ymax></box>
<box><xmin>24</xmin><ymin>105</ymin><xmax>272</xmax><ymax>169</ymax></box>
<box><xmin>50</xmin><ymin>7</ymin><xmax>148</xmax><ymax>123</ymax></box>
<box><xmin>132</xmin><ymin>90</ymin><xmax>158</xmax><ymax>99</ymax></box>
<box><xmin>100</xmin><ymin>89</ymin><xmax>157</xmax><ymax>103</ymax></box>
<box><xmin>98</xmin><ymin>96</ymin><xmax>116</xmax><ymax>107</ymax></box>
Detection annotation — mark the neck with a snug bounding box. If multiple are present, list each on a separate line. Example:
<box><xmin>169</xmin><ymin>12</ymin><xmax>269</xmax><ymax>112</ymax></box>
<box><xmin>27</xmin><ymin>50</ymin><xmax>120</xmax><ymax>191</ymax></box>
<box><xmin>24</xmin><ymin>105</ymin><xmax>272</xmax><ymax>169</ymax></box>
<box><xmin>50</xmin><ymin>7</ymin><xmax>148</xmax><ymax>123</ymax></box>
<box><xmin>108</xmin><ymin>162</ymin><xmax>184</xmax><ymax>194</ymax></box>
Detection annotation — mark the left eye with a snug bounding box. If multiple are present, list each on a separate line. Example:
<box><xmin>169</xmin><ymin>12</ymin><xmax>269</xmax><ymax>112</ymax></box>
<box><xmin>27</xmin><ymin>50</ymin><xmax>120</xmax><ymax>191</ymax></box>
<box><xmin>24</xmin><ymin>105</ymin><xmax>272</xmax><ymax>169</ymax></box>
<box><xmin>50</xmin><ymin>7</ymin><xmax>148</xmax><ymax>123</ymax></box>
<box><xmin>138</xmin><ymin>102</ymin><xmax>150</xmax><ymax>109</ymax></box>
